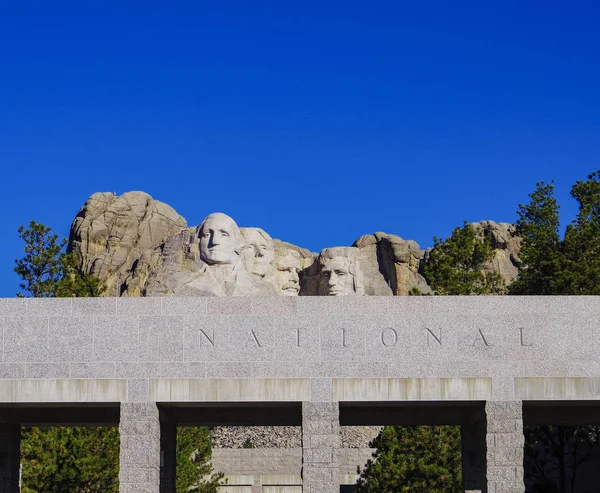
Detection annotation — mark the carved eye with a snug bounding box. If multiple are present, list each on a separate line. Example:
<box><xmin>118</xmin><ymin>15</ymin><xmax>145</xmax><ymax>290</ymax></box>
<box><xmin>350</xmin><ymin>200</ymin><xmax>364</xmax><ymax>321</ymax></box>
<box><xmin>335</xmin><ymin>270</ymin><xmax>346</xmax><ymax>276</ymax></box>
<box><xmin>221</xmin><ymin>231</ymin><xmax>229</xmax><ymax>237</ymax></box>
<box><xmin>323</xmin><ymin>272</ymin><xmax>331</xmax><ymax>279</ymax></box>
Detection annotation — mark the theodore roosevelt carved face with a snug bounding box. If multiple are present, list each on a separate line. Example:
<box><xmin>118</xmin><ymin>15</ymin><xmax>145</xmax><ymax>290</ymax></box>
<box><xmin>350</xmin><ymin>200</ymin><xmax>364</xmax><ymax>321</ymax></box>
<box><xmin>241</xmin><ymin>228</ymin><xmax>275</xmax><ymax>278</ymax></box>
<box><xmin>198</xmin><ymin>213</ymin><xmax>245</xmax><ymax>265</ymax></box>
<box><xmin>275</xmin><ymin>251</ymin><xmax>302</xmax><ymax>296</ymax></box>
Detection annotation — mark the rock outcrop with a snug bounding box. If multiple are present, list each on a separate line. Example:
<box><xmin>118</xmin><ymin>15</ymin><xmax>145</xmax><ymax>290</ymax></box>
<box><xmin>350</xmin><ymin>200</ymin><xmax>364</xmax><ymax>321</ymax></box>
<box><xmin>68</xmin><ymin>192</ymin><xmax>520</xmax><ymax>298</ymax></box>
<box><xmin>68</xmin><ymin>192</ymin><xmax>187</xmax><ymax>297</ymax></box>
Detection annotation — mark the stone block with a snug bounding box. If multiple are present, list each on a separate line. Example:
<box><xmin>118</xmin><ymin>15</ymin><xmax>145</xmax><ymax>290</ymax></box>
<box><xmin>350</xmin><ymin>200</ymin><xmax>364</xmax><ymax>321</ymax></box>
<box><xmin>310</xmin><ymin>378</ymin><xmax>333</xmax><ymax>402</ymax></box>
<box><xmin>70</xmin><ymin>362</ymin><xmax>117</xmax><ymax>378</ymax></box>
<box><xmin>303</xmin><ymin>449</ymin><xmax>333</xmax><ymax>464</ymax></box>
<box><xmin>207</xmin><ymin>297</ymin><xmax>252</xmax><ymax>315</ymax></box>
<box><xmin>92</xmin><ymin>316</ymin><xmax>140</xmax><ymax>362</ymax></box>
<box><xmin>48</xmin><ymin>316</ymin><xmax>93</xmax><ymax>362</ymax></box>
<box><xmin>127</xmin><ymin>379</ymin><xmax>150</xmax><ymax>401</ymax></box>
<box><xmin>117</xmin><ymin>296</ymin><xmax>161</xmax><ymax>316</ymax></box>
<box><xmin>251</xmin><ymin>296</ymin><xmax>297</xmax><ymax>315</ymax></box>
<box><xmin>487</xmin><ymin>466</ymin><xmax>520</xmax><ymax>481</ymax></box>
<box><xmin>26</xmin><ymin>297</ymin><xmax>72</xmax><ymax>317</ymax></box>
<box><xmin>72</xmin><ymin>297</ymin><xmax>117</xmax><ymax>316</ymax></box>
<box><xmin>0</xmin><ymin>298</ymin><xmax>27</xmax><ymax>317</ymax></box>
<box><xmin>161</xmin><ymin>296</ymin><xmax>206</xmax><ymax>316</ymax></box>
<box><xmin>24</xmin><ymin>363</ymin><xmax>70</xmax><ymax>379</ymax></box>
<box><xmin>139</xmin><ymin>316</ymin><xmax>184</xmax><ymax>362</ymax></box>
<box><xmin>3</xmin><ymin>317</ymin><xmax>48</xmax><ymax>362</ymax></box>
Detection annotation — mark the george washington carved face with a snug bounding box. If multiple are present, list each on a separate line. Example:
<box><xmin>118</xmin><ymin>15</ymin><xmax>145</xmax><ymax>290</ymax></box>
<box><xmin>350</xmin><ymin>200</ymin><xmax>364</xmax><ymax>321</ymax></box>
<box><xmin>198</xmin><ymin>213</ymin><xmax>245</xmax><ymax>265</ymax></box>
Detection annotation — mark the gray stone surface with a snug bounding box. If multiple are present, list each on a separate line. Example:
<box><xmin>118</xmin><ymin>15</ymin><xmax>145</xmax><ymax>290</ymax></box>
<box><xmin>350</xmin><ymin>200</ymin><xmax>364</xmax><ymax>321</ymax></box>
<box><xmin>0</xmin><ymin>296</ymin><xmax>598</xmax><ymax>491</ymax></box>
<box><xmin>486</xmin><ymin>401</ymin><xmax>525</xmax><ymax>493</ymax></box>
<box><xmin>302</xmin><ymin>402</ymin><xmax>340</xmax><ymax>493</ymax></box>
<box><xmin>119</xmin><ymin>402</ymin><xmax>161</xmax><ymax>492</ymax></box>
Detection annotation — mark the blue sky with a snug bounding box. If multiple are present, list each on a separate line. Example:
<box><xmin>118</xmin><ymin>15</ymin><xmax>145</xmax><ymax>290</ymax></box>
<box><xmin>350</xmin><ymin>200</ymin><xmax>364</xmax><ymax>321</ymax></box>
<box><xmin>1</xmin><ymin>1</ymin><xmax>599</xmax><ymax>297</ymax></box>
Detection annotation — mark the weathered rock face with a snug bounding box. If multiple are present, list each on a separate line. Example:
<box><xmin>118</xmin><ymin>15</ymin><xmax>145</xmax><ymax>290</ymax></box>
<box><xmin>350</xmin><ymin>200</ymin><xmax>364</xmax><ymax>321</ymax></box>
<box><xmin>353</xmin><ymin>233</ymin><xmax>431</xmax><ymax>296</ymax></box>
<box><xmin>473</xmin><ymin>220</ymin><xmax>521</xmax><ymax>285</ymax></box>
<box><xmin>69</xmin><ymin>192</ymin><xmax>520</xmax><ymax>298</ymax></box>
<box><xmin>68</xmin><ymin>192</ymin><xmax>187</xmax><ymax>297</ymax></box>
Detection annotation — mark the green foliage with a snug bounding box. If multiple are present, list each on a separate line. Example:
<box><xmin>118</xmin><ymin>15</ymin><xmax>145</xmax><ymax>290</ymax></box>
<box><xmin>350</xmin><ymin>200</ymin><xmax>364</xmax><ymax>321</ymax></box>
<box><xmin>14</xmin><ymin>220</ymin><xmax>104</xmax><ymax>297</ymax></box>
<box><xmin>356</xmin><ymin>425</ymin><xmax>462</xmax><ymax>493</ymax></box>
<box><xmin>423</xmin><ymin>221</ymin><xmax>504</xmax><ymax>295</ymax></box>
<box><xmin>21</xmin><ymin>427</ymin><xmax>119</xmax><ymax>493</ymax></box>
<box><xmin>561</xmin><ymin>170</ymin><xmax>600</xmax><ymax>294</ymax></box>
<box><xmin>55</xmin><ymin>252</ymin><xmax>105</xmax><ymax>297</ymax></box>
<box><xmin>14</xmin><ymin>221</ymin><xmax>67</xmax><ymax>297</ymax></box>
<box><xmin>509</xmin><ymin>181</ymin><xmax>563</xmax><ymax>295</ymax></box>
<box><xmin>510</xmin><ymin>171</ymin><xmax>600</xmax><ymax>295</ymax></box>
<box><xmin>242</xmin><ymin>437</ymin><xmax>255</xmax><ymax>449</ymax></box>
<box><xmin>177</xmin><ymin>427</ymin><xmax>224</xmax><ymax>493</ymax></box>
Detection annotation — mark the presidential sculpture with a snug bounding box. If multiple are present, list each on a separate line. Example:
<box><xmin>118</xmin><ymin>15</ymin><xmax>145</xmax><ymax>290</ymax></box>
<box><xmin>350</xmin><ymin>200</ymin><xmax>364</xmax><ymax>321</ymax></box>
<box><xmin>67</xmin><ymin>191</ymin><xmax>520</xmax><ymax>297</ymax></box>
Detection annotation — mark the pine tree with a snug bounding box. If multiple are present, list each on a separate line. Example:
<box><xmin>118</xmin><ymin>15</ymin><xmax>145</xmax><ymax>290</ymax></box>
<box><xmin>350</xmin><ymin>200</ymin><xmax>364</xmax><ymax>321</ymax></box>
<box><xmin>423</xmin><ymin>221</ymin><xmax>504</xmax><ymax>295</ymax></box>
<box><xmin>14</xmin><ymin>220</ymin><xmax>104</xmax><ymax>297</ymax></box>
<box><xmin>509</xmin><ymin>181</ymin><xmax>562</xmax><ymax>295</ymax></box>
<box><xmin>177</xmin><ymin>427</ymin><xmax>225</xmax><ymax>493</ymax></box>
<box><xmin>356</xmin><ymin>425</ymin><xmax>462</xmax><ymax>493</ymax></box>
<box><xmin>561</xmin><ymin>170</ymin><xmax>600</xmax><ymax>294</ymax></box>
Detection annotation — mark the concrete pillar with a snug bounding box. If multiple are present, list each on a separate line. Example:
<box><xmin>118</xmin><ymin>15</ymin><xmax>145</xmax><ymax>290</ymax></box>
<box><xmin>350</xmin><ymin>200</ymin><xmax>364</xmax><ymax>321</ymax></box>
<box><xmin>159</xmin><ymin>408</ymin><xmax>176</xmax><ymax>493</ymax></box>
<box><xmin>0</xmin><ymin>424</ymin><xmax>20</xmax><ymax>493</ymax></box>
<box><xmin>301</xmin><ymin>401</ymin><xmax>340</xmax><ymax>493</ymax></box>
<box><xmin>486</xmin><ymin>401</ymin><xmax>524</xmax><ymax>493</ymax></box>
<box><xmin>119</xmin><ymin>402</ymin><xmax>161</xmax><ymax>493</ymax></box>
<box><xmin>461</xmin><ymin>419</ymin><xmax>487</xmax><ymax>493</ymax></box>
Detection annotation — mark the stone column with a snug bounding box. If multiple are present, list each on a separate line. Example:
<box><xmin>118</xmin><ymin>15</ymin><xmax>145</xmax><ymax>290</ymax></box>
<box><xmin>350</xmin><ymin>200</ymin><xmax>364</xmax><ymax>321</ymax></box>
<box><xmin>301</xmin><ymin>402</ymin><xmax>340</xmax><ymax>493</ymax></box>
<box><xmin>461</xmin><ymin>419</ymin><xmax>487</xmax><ymax>493</ymax></box>
<box><xmin>486</xmin><ymin>401</ymin><xmax>524</xmax><ymax>493</ymax></box>
<box><xmin>159</xmin><ymin>408</ymin><xmax>177</xmax><ymax>493</ymax></box>
<box><xmin>0</xmin><ymin>424</ymin><xmax>20</xmax><ymax>493</ymax></box>
<box><xmin>119</xmin><ymin>402</ymin><xmax>161</xmax><ymax>493</ymax></box>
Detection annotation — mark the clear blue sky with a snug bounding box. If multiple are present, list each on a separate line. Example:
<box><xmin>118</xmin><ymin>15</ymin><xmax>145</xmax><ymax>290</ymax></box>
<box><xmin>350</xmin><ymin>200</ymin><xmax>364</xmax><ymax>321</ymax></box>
<box><xmin>1</xmin><ymin>2</ymin><xmax>599</xmax><ymax>297</ymax></box>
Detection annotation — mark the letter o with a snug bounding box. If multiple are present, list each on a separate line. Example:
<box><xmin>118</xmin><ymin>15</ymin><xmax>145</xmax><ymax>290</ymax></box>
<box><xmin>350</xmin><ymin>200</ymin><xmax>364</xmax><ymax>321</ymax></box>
<box><xmin>381</xmin><ymin>328</ymin><xmax>398</xmax><ymax>347</ymax></box>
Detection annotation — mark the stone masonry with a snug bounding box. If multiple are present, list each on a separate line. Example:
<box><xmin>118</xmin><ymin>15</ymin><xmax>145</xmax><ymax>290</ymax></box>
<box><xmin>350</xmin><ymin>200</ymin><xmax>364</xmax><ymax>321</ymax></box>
<box><xmin>119</xmin><ymin>403</ymin><xmax>161</xmax><ymax>493</ymax></box>
<box><xmin>302</xmin><ymin>402</ymin><xmax>341</xmax><ymax>493</ymax></box>
<box><xmin>486</xmin><ymin>401</ymin><xmax>525</xmax><ymax>493</ymax></box>
<box><xmin>0</xmin><ymin>296</ymin><xmax>598</xmax><ymax>491</ymax></box>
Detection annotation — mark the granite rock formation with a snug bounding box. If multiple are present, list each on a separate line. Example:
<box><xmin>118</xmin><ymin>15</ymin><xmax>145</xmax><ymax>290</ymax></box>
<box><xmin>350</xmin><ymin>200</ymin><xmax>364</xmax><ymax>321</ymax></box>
<box><xmin>68</xmin><ymin>191</ymin><xmax>187</xmax><ymax>297</ymax></box>
<box><xmin>69</xmin><ymin>192</ymin><xmax>520</xmax><ymax>298</ymax></box>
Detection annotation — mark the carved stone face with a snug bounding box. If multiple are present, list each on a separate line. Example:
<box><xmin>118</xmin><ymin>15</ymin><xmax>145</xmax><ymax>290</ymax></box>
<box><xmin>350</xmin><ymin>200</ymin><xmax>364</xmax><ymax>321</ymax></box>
<box><xmin>199</xmin><ymin>213</ymin><xmax>243</xmax><ymax>265</ymax></box>
<box><xmin>275</xmin><ymin>253</ymin><xmax>302</xmax><ymax>296</ymax></box>
<box><xmin>320</xmin><ymin>257</ymin><xmax>353</xmax><ymax>296</ymax></box>
<box><xmin>241</xmin><ymin>228</ymin><xmax>274</xmax><ymax>278</ymax></box>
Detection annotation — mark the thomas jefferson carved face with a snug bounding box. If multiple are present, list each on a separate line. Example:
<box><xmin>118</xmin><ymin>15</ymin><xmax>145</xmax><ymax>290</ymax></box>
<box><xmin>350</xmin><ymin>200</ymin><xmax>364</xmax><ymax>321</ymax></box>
<box><xmin>198</xmin><ymin>213</ymin><xmax>244</xmax><ymax>265</ymax></box>
<box><xmin>241</xmin><ymin>228</ymin><xmax>274</xmax><ymax>278</ymax></box>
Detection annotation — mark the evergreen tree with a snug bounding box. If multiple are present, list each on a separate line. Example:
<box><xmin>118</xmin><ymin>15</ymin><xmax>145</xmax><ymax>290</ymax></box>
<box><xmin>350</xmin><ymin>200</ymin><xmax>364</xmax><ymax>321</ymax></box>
<box><xmin>21</xmin><ymin>427</ymin><xmax>120</xmax><ymax>493</ymax></box>
<box><xmin>14</xmin><ymin>220</ymin><xmax>104</xmax><ymax>297</ymax></box>
<box><xmin>423</xmin><ymin>221</ymin><xmax>504</xmax><ymax>295</ymax></box>
<box><xmin>561</xmin><ymin>170</ymin><xmax>600</xmax><ymax>294</ymax></box>
<box><xmin>177</xmin><ymin>427</ymin><xmax>225</xmax><ymax>493</ymax></box>
<box><xmin>14</xmin><ymin>221</ymin><xmax>67</xmax><ymax>297</ymax></box>
<box><xmin>524</xmin><ymin>425</ymin><xmax>600</xmax><ymax>493</ymax></box>
<box><xmin>509</xmin><ymin>181</ymin><xmax>562</xmax><ymax>295</ymax></box>
<box><xmin>356</xmin><ymin>425</ymin><xmax>462</xmax><ymax>493</ymax></box>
